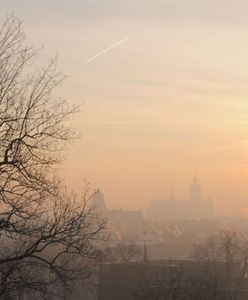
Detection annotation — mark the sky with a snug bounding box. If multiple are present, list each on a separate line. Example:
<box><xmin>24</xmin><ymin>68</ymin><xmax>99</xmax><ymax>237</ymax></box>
<box><xmin>2</xmin><ymin>0</ymin><xmax>248</xmax><ymax>215</ymax></box>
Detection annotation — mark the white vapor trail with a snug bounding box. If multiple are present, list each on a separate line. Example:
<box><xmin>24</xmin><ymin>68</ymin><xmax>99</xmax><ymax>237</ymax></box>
<box><xmin>82</xmin><ymin>35</ymin><xmax>131</xmax><ymax>66</ymax></box>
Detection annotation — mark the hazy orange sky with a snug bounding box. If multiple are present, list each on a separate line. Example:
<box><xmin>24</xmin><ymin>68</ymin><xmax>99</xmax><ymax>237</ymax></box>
<box><xmin>2</xmin><ymin>0</ymin><xmax>248</xmax><ymax>216</ymax></box>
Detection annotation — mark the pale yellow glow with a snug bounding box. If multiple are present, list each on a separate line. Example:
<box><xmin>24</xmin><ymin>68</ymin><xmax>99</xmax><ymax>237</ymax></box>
<box><xmin>2</xmin><ymin>1</ymin><xmax>248</xmax><ymax>215</ymax></box>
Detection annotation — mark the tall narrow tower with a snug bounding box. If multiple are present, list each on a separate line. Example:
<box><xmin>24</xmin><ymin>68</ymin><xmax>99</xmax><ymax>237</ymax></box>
<box><xmin>143</xmin><ymin>221</ymin><xmax>148</xmax><ymax>263</ymax></box>
<box><xmin>91</xmin><ymin>189</ymin><xmax>107</xmax><ymax>215</ymax></box>
<box><xmin>190</xmin><ymin>176</ymin><xmax>202</xmax><ymax>201</ymax></box>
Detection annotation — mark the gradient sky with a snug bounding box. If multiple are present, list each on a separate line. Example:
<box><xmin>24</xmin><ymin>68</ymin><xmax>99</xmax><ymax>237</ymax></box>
<box><xmin>2</xmin><ymin>0</ymin><xmax>248</xmax><ymax>215</ymax></box>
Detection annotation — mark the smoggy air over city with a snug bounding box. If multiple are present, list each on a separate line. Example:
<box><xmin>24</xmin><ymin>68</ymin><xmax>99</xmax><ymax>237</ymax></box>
<box><xmin>1</xmin><ymin>1</ymin><xmax>248</xmax><ymax>300</ymax></box>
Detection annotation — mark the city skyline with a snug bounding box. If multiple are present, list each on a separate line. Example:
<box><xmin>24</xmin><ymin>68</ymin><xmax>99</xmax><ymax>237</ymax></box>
<box><xmin>2</xmin><ymin>1</ymin><xmax>248</xmax><ymax>216</ymax></box>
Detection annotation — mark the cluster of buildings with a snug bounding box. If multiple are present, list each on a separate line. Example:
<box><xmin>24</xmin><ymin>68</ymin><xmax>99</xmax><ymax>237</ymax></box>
<box><xmin>91</xmin><ymin>178</ymin><xmax>215</xmax><ymax>258</ymax></box>
<box><xmin>147</xmin><ymin>176</ymin><xmax>214</xmax><ymax>221</ymax></box>
<box><xmin>92</xmin><ymin>177</ymin><xmax>214</xmax><ymax>228</ymax></box>
<box><xmin>91</xmin><ymin>190</ymin><xmax>143</xmax><ymax>241</ymax></box>
<box><xmin>91</xmin><ymin>181</ymin><xmax>248</xmax><ymax>300</ymax></box>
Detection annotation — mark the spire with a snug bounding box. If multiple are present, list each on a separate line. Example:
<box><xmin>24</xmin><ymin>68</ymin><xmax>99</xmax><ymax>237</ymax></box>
<box><xmin>143</xmin><ymin>221</ymin><xmax>148</xmax><ymax>263</ymax></box>
<box><xmin>91</xmin><ymin>189</ymin><xmax>107</xmax><ymax>213</ymax></box>
<box><xmin>190</xmin><ymin>175</ymin><xmax>202</xmax><ymax>201</ymax></box>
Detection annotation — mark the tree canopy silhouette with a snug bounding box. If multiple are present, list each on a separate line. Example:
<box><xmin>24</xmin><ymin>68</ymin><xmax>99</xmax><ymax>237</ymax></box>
<box><xmin>0</xmin><ymin>15</ymin><xmax>105</xmax><ymax>299</ymax></box>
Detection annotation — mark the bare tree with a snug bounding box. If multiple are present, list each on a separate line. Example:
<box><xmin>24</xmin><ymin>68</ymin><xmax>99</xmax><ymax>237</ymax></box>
<box><xmin>0</xmin><ymin>15</ymin><xmax>106</xmax><ymax>299</ymax></box>
<box><xmin>165</xmin><ymin>260</ymin><xmax>186</xmax><ymax>300</ymax></box>
<box><xmin>133</xmin><ymin>261</ymin><xmax>186</xmax><ymax>300</ymax></box>
<box><xmin>192</xmin><ymin>229</ymin><xmax>248</xmax><ymax>300</ymax></box>
<box><xmin>185</xmin><ymin>263</ymin><xmax>222</xmax><ymax>300</ymax></box>
<box><xmin>134</xmin><ymin>272</ymin><xmax>163</xmax><ymax>300</ymax></box>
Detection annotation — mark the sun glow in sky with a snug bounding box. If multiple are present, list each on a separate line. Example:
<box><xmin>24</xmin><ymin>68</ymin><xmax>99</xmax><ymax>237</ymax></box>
<box><xmin>2</xmin><ymin>0</ymin><xmax>248</xmax><ymax>215</ymax></box>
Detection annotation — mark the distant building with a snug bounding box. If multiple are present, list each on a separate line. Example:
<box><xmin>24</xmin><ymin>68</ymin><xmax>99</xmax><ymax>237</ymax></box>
<box><xmin>92</xmin><ymin>189</ymin><xmax>108</xmax><ymax>217</ymax></box>
<box><xmin>91</xmin><ymin>190</ymin><xmax>143</xmax><ymax>241</ymax></box>
<box><xmin>147</xmin><ymin>177</ymin><xmax>214</xmax><ymax>221</ymax></box>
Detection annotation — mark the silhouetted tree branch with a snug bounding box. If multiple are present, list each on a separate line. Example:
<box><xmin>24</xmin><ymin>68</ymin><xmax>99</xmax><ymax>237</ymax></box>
<box><xmin>0</xmin><ymin>15</ymin><xmax>106</xmax><ymax>299</ymax></box>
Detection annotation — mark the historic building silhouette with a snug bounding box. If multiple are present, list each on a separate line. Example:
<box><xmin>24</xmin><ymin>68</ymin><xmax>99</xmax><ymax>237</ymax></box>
<box><xmin>147</xmin><ymin>177</ymin><xmax>214</xmax><ymax>221</ymax></box>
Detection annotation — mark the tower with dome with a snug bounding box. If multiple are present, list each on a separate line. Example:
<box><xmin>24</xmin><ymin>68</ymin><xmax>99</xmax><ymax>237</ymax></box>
<box><xmin>147</xmin><ymin>177</ymin><xmax>215</xmax><ymax>221</ymax></box>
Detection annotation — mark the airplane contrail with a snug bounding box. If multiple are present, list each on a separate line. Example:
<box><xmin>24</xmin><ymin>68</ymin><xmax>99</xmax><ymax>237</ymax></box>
<box><xmin>82</xmin><ymin>35</ymin><xmax>131</xmax><ymax>66</ymax></box>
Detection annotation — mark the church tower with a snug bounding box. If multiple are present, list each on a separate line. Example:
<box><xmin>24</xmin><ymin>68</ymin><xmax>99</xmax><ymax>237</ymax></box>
<box><xmin>190</xmin><ymin>176</ymin><xmax>202</xmax><ymax>202</ymax></box>
<box><xmin>91</xmin><ymin>189</ymin><xmax>107</xmax><ymax>215</ymax></box>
